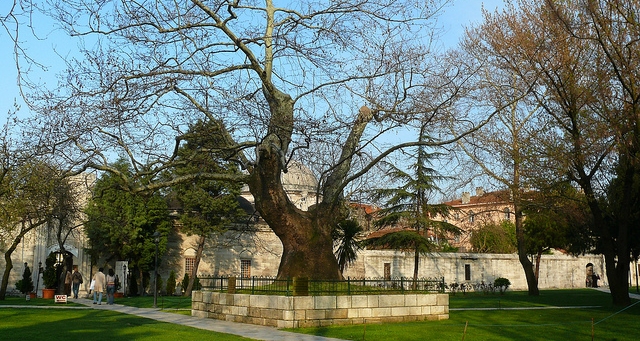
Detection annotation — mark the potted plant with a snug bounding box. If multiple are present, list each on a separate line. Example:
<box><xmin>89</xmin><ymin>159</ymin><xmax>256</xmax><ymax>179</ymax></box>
<box><xmin>42</xmin><ymin>252</ymin><xmax>58</xmax><ymax>299</ymax></box>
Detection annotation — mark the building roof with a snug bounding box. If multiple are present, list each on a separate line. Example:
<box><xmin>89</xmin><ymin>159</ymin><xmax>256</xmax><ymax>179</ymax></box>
<box><xmin>443</xmin><ymin>189</ymin><xmax>512</xmax><ymax>207</ymax></box>
<box><xmin>281</xmin><ymin>161</ymin><xmax>318</xmax><ymax>193</ymax></box>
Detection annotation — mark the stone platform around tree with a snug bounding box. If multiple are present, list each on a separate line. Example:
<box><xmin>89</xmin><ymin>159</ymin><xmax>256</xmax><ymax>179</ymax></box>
<box><xmin>192</xmin><ymin>290</ymin><xmax>449</xmax><ymax>328</ymax></box>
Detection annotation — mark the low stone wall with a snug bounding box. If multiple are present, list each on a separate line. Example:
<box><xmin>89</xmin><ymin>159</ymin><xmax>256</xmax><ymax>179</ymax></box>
<box><xmin>192</xmin><ymin>291</ymin><xmax>449</xmax><ymax>328</ymax></box>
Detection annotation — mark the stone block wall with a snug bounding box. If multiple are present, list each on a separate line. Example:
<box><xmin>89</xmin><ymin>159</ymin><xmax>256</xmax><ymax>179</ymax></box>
<box><xmin>192</xmin><ymin>291</ymin><xmax>449</xmax><ymax>328</ymax></box>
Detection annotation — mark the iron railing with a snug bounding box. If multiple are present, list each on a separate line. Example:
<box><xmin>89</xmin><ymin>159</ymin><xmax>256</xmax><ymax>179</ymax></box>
<box><xmin>198</xmin><ymin>276</ymin><xmax>445</xmax><ymax>296</ymax></box>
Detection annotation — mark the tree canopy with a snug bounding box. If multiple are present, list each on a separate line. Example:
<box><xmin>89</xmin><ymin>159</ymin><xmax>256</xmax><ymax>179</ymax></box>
<box><xmin>14</xmin><ymin>0</ymin><xmax>480</xmax><ymax>279</ymax></box>
<box><xmin>451</xmin><ymin>0</ymin><xmax>640</xmax><ymax>304</ymax></box>
<box><xmin>168</xmin><ymin>119</ymin><xmax>246</xmax><ymax>295</ymax></box>
<box><xmin>84</xmin><ymin>159</ymin><xmax>171</xmax><ymax>294</ymax></box>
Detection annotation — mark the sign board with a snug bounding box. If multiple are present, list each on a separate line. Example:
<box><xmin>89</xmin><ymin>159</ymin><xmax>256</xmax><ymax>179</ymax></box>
<box><xmin>55</xmin><ymin>295</ymin><xmax>68</xmax><ymax>304</ymax></box>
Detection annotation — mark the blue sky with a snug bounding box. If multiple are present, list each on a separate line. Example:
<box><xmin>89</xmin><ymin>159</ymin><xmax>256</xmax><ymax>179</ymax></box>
<box><xmin>0</xmin><ymin>0</ymin><xmax>504</xmax><ymax>122</ymax></box>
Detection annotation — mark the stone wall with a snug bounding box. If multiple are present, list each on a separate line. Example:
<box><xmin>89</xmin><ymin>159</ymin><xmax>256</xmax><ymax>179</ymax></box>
<box><xmin>347</xmin><ymin>251</ymin><xmax>607</xmax><ymax>291</ymax></box>
<box><xmin>192</xmin><ymin>291</ymin><xmax>449</xmax><ymax>328</ymax></box>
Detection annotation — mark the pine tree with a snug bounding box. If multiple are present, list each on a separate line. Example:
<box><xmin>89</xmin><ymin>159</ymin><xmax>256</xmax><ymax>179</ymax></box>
<box><xmin>366</xmin><ymin>126</ymin><xmax>461</xmax><ymax>286</ymax></box>
<box><xmin>16</xmin><ymin>266</ymin><xmax>35</xmax><ymax>294</ymax></box>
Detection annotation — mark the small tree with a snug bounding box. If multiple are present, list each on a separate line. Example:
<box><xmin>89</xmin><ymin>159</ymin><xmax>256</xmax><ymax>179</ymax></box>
<box><xmin>367</xmin><ymin>126</ymin><xmax>461</xmax><ymax>286</ymax></box>
<box><xmin>470</xmin><ymin>221</ymin><xmax>517</xmax><ymax>254</ymax></box>
<box><xmin>166</xmin><ymin>271</ymin><xmax>177</xmax><ymax>296</ymax></box>
<box><xmin>42</xmin><ymin>252</ymin><xmax>58</xmax><ymax>289</ymax></box>
<box><xmin>15</xmin><ymin>266</ymin><xmax>34</xmax><ymax>295</ymax></box>
<box><xmin>332</xmin><ymin>219</ymin><xmax>364</xmax><ymax>274</ymax></box>
<box><xmin>181</xmin><ymin>273</ymin><xmax>190</xmax><ymax>296</ymax></box>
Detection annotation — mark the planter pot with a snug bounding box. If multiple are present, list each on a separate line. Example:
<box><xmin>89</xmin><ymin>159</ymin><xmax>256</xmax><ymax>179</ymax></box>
<box><xmin>42</xmin><ymin>288</ymin><xmax>56</xmax><ymax>299</ymax></box>
<box><xmin>29</xmin><ymin>292</ymin><xmax>37</xmax><ymax>299</ymax></box>
<box><xmin>114</xmin><ymin>292</ymin><xmax>124</xmax><ymax>298</ymax></box>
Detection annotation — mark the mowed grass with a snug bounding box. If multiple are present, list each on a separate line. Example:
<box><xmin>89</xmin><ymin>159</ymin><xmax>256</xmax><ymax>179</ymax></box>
<box><xmin>292</xmin><ymin>289</ymin><xmax>640</xmax><ymax>341</ymax></box>
<box><xmin>0</xmin><ymin>308</ymin><xmax>254</xmax><ymax>341</ymax></box>
<box><xmin>0</xmin><ymin>296</ymin><xmax>85</xmax><ymax>307</ymax></box>
<box><xmin>109</xmin><ymin>295</ymin><xmax>193</xmax><ymax>312</ymax></box>
<box><xmin>3</xmin><ymin>289</ymin><xmax>639</xmax><ymax>340</ymax></box>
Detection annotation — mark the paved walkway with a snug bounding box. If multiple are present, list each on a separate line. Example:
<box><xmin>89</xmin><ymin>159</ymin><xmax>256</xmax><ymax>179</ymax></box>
<box><xmin>4</xmin><ymin>297</ymin><xmax>344</xmax><ymax>341</ymax></box>
<box><xmin>593</xmin><ymin>286</ymin><xmax>640</xmax><ymax>300</ymax></box>
<box><xmin>80</xmin><ymin>298</ymin><xmax>345</xmax><ymax>341</ymax></box>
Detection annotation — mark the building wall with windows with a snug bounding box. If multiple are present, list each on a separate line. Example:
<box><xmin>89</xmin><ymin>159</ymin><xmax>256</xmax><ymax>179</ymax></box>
<box><xmin>435</xmin><ymin>187</ymin><xmax>516</xmax><ymax>252</ymax></box>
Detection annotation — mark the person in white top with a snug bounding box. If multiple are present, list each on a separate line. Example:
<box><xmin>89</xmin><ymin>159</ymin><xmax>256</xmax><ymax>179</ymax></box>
<box><xmin>92</xmin><ymin>268</ymin><xmax>106</xmax><ymax>305</ymax></box>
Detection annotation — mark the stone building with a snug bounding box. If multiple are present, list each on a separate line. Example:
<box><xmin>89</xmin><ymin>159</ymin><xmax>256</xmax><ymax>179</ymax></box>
<box><xmin>437</xmin><ymin>187</ymin><xmax>515</xmax><ymax>252</ymax></box>
<box><xmin>2</xmin><ymin>165</ymin><xmax>631</xmax><ymax>297</ymax></box>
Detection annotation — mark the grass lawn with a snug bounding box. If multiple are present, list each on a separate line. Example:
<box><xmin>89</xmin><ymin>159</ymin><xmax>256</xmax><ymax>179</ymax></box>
<box><xmin>0</xmin><ymin>308</ymin><xmax>254</xmax><ymax>341</ymax></box>
<box><xmin>291</xmin><ymin>289</ymin><xmax>640</xmax><ymax>341</ymax></box>
<box><xmin>3</xmin><ymin>289</ymin><xmax>639</xmax><ymax>340</ymax></box>
<box><xmin>0</xmin><ymin>296</ymin><xmax>85</xmax><ymax>307</ymax></box>
<box><xmin>110</xmin><ymin>295</ymin><xmax>193</xmax><ymax>314</ymax></box>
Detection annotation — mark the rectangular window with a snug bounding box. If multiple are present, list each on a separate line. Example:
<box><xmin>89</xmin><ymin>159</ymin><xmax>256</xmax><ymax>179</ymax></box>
<box><xmin>185</xmin><ymin>257</ymin><xmax>195</xmax><ymax>274</ymax></box>
<box><xmin>384</xmin><ymin>263</ymin><xmax>391</xmax><ymax>280</ymax></box>
<box><xmin>465</xmin><ymin>264</ymin><xmax>471</xmax><ymax>281</ymax></box>
<box><xmin>241</xmin><ymin>259</ymin><xmax>251</xmax><ymax>278</ymax></box>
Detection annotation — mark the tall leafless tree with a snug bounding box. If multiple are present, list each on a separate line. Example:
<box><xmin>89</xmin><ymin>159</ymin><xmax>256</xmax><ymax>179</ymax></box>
<box><xmin>13</xmin><ymin>0</ymin><xmax>505</xmax><ymax>280</ymax></box>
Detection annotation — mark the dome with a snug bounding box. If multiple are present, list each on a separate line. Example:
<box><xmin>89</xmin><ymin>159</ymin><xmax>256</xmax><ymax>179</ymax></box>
<box><xmin>239</xmin><ymin>161</ymin><xmax>319</xmax><ymax>211</ymax></box>
<box><xmin>282</xmin><ymin>161</ymin><xmax>318</xmax><ymax>194</ymax></box>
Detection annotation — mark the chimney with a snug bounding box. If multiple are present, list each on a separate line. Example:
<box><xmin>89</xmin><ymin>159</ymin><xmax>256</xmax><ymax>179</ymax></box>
<box><xmin>476</xmin><ymin>187</ymin><xmax>484</xmax><ymax>197</ymax></box>
<box><xmin>462</xmin><ymin>192</ymin><xmax>471</xmax><ymax>204</ymax></box>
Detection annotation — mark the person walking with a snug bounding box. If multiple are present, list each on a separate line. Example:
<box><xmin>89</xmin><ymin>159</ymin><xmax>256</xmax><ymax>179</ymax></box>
<box><xmin>71</xmin><ymin>266</ymin><xmax>83</xmax><ymax>299</ymax></box>
<box><xmin>92</xmin><ymin>268</ymin><xmax>106</xmax><ymax>305</ymax></box>
<box><xmin>106</xmin><ymin>269</ymin><xmax>117</xmax><ymax>305</ymax></box>
<box><xmin>64</xmin><ymin>270</ymin><xmax>72</xmax><ymax>297</ymax></box>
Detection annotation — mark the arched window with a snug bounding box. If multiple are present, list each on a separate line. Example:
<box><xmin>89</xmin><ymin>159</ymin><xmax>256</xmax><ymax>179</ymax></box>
<box><xmin>504</xmin><ymin>207</ymin><xmax>511</xmax><ymax>220</ymax></box>
<box><xmin>469</xmin><ymin>211</ymin><xmax>475</xmax><ymax>223</ymax></box>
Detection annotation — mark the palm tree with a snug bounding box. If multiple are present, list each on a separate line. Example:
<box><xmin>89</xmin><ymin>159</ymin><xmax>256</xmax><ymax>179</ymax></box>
<box><xmin>332</xmin><ymin>219</ymin><xmax>364</xmax><ymax>274</ymax></box>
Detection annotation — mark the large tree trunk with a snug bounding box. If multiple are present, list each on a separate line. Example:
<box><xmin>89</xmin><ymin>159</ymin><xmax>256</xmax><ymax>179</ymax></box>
<box><xmin>249</xmin><ymin>147</ymin><xmax>343</xmax><ymax>280</ymax></box>
<box><xmin>600</xmin><ymin>213</ymin><xmax>631</xmax><ymax>306</ymax></box>
<box><xmin>275</xmin><ymin>216</ymin><xmax>341</xmax><ymax>280</ymax></box>
<box><xmin>605</xmin><ymin>252</ymin><xmax>631</xmax><ymax>306</ymax></box>
<box><xmin>248</xmin><ymin>89</ymin><xmax>349</xmax><ymax>280</ymax></box>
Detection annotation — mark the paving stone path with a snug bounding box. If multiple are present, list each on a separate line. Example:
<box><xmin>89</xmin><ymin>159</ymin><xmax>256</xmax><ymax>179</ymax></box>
<box><xmin>78</xmin><ymin>298</ymin><xmax>346</xmax><ymax>341</ymax></box>
<box><xmin>2</xmin><ymin>297</ymin><xmax>344</xmax><ymax>341</ymax></box>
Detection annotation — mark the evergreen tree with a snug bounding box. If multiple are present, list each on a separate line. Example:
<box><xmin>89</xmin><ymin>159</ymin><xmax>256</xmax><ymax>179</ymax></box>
<box><xmin>168</xmin><ymin>120</ymin><xmax>246</xmax><ymax>296</ymax></box>
<box><xmin>84</xmin><ymin>159</ymin><xmax>171</xmax><ymax>295</ymax></box>
<box><xmin>16</xmin><ymin>265</ymin><xmax>35</xmax><ymax>294</ymax></box>
<box><xmin>366</xmin><ymin>127</ymin><xmax>460</xmax><ymax>285</ymax></box>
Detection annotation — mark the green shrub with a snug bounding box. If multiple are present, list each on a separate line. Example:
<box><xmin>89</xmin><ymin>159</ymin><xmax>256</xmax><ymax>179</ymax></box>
<box><xmin>42</xmin><ymin>253</ymin><xmax>58</xmax><ymax>289</ymax></box>
<box><xmin>180</xmin><ymin>273</ymin><xmax>201</xmax><ymax>295</ymax></box>
<box><xmin>16</xmin><ymin>266</ymin><xmax>35</xmax><ymax>294</ymax></box>
<box><xmin>181</xmin><ymin>273</ymin><xmax>190</xmax><ymax>294</ymax></box>
<box><xmin>166</xmin><ymin>271</ymin><xmax>176</xmax><ymax>296</ymax></box>
<box><xmin>155</xmin><ymin>273</ymin><xmax>163</xmax><ymax>294</ymax></box>
<box><xmin>494</xmin><ymin>277</ymin><xmax>511</xmax><ymax>294</ymax></box>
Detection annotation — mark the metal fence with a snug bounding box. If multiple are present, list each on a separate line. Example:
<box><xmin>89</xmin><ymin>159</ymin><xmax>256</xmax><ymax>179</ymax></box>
<box><xmin>198</xmin><ymin>276</ymin><xmax>445</xmax><ymax>296</ymax></box>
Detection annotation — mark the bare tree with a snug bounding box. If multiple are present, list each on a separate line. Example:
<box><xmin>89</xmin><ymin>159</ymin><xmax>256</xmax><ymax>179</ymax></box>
<box><xmin>454</xmin><ymin>0</ymin><xmax>639</xmax><ymax>304</ymax></box>
<box><xmin>17</xmin><ymin>0</ymin><xmax>504</xmax><ymax>280</ymax></box>
<box><xmin>442</xmin><ymin>1</ymin><xmax>546</xmax><ymax>295</ymax></box>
